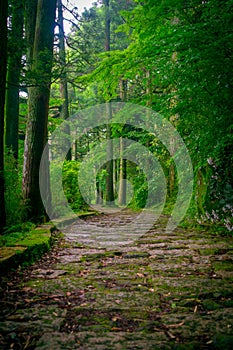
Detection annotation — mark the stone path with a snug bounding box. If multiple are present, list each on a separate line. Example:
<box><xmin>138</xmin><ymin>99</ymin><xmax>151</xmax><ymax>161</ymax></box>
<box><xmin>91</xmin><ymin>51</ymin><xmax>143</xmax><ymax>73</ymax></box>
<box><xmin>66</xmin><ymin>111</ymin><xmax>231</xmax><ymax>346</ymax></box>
<box><xmin>0</xmin><ymin>211</ymin><xmax>233</xmax><ymax>349</ymax></box>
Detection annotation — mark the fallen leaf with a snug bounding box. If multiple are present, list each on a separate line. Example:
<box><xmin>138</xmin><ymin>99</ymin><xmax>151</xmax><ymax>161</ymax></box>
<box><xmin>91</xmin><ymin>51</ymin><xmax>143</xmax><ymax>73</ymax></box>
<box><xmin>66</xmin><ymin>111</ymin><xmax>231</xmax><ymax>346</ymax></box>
<box><xmin>111</xmin><ymin>327</ymin><xmax>122</xmax><ymax>331</ymax></box>
<box><xmin>50</xmin><ymin>294</ymin><xmax>63</xmax><ymax>299</ymax></box>
<box><xmin>112</xmin><ymin>316</ymin><xmax>119</xmax><ymax>322</ymax></box>
<box><xmin>154</xmin><ymin>327</ymin><xmax>162</xmax><ymax>332</ymax></box>
<box><xmin>80</xmin><ymin>303</ymin><xmax>87</xmax><ymax>307</ymax></box>
<box><xmin>168</xmin><ymin>321</ymin><xmax>184</xmax><ymax>328</ymax></box>
<box><xmin>166</xmin><ymin>331</ymin><xmax>176</xmax><ymax>339</ymax></box>
<box><xmin>22</xmin><ymin>287</ymin><xmax>35</xmax><ymax>293</ymax></box>
<box><xmin>137</xmin><ymin>273</ymin><xmax>145</xmax><ymax>278</ymax></box>
<box><xmin>87</xmin><ymin>285</ymin><xmax>95</xmax><ymax>289</ymax></box>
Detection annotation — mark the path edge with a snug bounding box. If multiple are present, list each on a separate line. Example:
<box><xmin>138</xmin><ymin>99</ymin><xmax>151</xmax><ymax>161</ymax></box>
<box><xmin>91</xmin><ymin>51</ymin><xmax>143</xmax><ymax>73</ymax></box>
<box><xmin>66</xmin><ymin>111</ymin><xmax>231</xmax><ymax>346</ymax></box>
<box><xmin>0</xmin><ymin>224</ymin><xmax>54</xmax><ymax>275</ymax></box>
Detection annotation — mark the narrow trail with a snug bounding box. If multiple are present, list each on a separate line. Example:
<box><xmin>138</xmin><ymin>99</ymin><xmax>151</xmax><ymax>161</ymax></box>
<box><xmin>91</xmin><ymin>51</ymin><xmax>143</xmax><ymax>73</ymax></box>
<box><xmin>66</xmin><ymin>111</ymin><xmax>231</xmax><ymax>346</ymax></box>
<box><xmin>0</xmin><ymin>211</ymin><xmax>233</xmax><ymax>349</ymax></box>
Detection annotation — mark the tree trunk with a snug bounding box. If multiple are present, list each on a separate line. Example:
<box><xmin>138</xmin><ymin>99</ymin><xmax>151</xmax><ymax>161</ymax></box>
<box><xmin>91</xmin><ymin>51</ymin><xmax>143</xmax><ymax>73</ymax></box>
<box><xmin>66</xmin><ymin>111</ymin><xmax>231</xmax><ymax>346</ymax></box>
<box><xmin>104</xmin><ymin>0</ymin><xmax>114</xmax><ymax>205</ymax></box>
<box><xmin>118</xmin><ymin>79</ymin><xmax>127</xmax><ymax>206</ymax></box>
<box><xmin>104</xmin><ymin>0</ymin><xmax>110</xmax><ymax>51</ymax></box>
<box><xmin>168</xmin><ymin>134</ymin><xmax>176</xmax><ymax>199</ymax></box>
<box><xmin>22</xmin><ymin>0</ymin><xmax>57</xmax><ymax>222</ymax></box>
<box><xmin>145</xmin><ymin>70</ymin><xmax>152</xmax><ymax>170</ymax></box>
<box><xmin>57</xmin><ymin>0</ymin><xmax>71</xmax><ymax>160</ymax></box>
<box><xmin>0</xmin><ymin>0</ymin><xmax>8</xmax><ymax>232</ymax></box>
<box><xmin>118</xmin><ymin>137</ymin><xmax>127</xmax><ymax>205</ymax></box>
<box><xmin>96</xmin><ymin>179</ymin><xmax>103</xmax><ymax>205</ymax></box>
<box><xmin>114</xmin><ymin>158</ymin><xmax>118</xmax><ymax>197</ymax></box>
<box><xmin>169</xmin><ymin>162</ymin><xmax>175</xmax><ymax>197</ymax></box>
<box><xmin>106</xmin><ymin>104</ymin><xmax>114</xmax><ymax>205</ymax></box>
<box><xmin>196</xmin><ymin>166</ymin><xmax>211</xmax><ymax>217</ymax></box>
<box><xmin>5</xmin><ymin>0</ymin><xmax>24</xmax><ymax>159</ymax></box>
<box><xmin>24</xmin><ymin>0</ymin><xmax>38</xmax><ymax>68</ymax></box>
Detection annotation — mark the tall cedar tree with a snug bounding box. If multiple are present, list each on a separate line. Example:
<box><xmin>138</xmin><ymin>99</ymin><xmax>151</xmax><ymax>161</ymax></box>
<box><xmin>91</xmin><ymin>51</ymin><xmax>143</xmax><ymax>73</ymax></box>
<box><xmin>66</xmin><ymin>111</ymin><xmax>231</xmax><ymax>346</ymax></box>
<box><xmin>118</xmin><ymin>80</ymin><xmax>128</xmax><ymax>205</ymax></box>
<box><xmin>24</xmin><ymin>0</ymin><xmax>37</xmax><ymax>67</ymax></box>
<box><xmin>104</xmin><ymin>0</ymin><xmax>115</xmax><ymax>205</ymax></box>
<box><xmin>5</xmin><ymin>0</ymin><xmax>24</xmax><ymax>159</ymax></box>
<box><xmin>57</xmin><ymin>0</ymin><xmax>71</xmax><ymax>160</ymax></box>
<box><xmin>0</xmin><ymin>0</ymin><xmax>8</xmax><ymax>232</ymax></box>
<box><xmin>22</xmin><ymin>0</ymin><xmax>57</xmax><ymax>222</ymax></box>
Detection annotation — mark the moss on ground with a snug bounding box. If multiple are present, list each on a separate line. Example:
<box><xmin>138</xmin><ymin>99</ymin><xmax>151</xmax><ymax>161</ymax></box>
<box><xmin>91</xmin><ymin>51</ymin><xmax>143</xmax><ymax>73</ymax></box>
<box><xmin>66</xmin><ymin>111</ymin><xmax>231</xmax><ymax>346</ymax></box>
<box><xmin>0</xmin><ymin>225</ymin><xmax>53</xmax><ymax>274</ymax></box>
<box><xmin>212</xmin><ymin>260</ymin><xmax>233</xmax><ymax>271</ymax></box>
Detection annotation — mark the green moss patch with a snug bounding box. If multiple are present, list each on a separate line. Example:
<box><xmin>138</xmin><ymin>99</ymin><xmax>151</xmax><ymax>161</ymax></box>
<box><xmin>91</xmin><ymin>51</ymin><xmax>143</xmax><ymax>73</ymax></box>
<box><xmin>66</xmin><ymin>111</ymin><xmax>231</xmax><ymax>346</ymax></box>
<box><xmin>0</xmin><ymin>246</ymin><xmax>26</xmax><ymax>261</ymax></box>
<box><xmin>212</xmin><ymin>260</ymin><xmax>233</xmax><ymax>272</ymax></box>
<box><xmin>0</xmin><ymin>225</ymin><xmax>53</xmax><ymax>274</ymax></box>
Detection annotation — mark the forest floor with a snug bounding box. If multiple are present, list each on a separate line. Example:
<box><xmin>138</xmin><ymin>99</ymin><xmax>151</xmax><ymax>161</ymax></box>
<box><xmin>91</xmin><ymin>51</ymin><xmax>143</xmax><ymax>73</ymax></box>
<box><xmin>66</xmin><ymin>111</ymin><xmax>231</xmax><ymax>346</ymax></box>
<box><xmin>0</xmin><ymin>210</ymin><xmax>233</xmax><ymax>349</ymax></box>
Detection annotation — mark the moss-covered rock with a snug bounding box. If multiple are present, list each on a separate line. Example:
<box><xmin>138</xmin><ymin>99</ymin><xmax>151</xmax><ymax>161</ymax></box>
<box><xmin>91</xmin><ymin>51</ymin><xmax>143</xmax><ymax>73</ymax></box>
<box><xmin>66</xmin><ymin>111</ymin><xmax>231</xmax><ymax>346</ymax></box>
<box><xmin>0</xmin><ymin>225</ymin><xmax>53</xmax><ymax>274</ymax></box>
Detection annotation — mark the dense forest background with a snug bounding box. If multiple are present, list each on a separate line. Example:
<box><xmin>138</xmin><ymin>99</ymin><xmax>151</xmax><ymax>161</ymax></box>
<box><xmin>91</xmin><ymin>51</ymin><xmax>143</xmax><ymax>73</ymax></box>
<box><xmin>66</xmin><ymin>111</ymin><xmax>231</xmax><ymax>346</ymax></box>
<box><xmin>0</xmin><ymin>0</ymin><xmax>232</xmax><ymax>235</ymax></box>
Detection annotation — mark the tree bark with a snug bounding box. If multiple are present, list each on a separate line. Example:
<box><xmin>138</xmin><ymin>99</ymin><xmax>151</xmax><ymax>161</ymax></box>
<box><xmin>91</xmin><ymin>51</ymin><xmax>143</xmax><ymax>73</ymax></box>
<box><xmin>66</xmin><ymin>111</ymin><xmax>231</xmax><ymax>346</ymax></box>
<box><xmin>105</xmin><ymin>104</ymin><xmax>114</xmax><ymax>205</ymax></box>
<box><xmin>118</xmin><ymin>137</ymin><xmax>127</xmax><ymax>205</ymax></box>
<box><xmin>24</xmin><ymin>0</ymin><xmax>38</xmax><ymax>68</ymax></box>
<box><xmin>118</xmin><ymin>79</ymin><xmax>127</xmax><ymax>206</ymax></box>
<box><xmin>104</xmin><ymin>0</ymin><xmax>110</xmax><ymax>51</ymax></box>
<box><xmin>22</xmin><ymin>0</ymin><xmax>57</xmax><ymax>222</ymax></box>
<box><xmin>57</xmin><ymin>0</ymin><xmax>71</xmax><ymax>160</ymax></box>
<box><xmin>0</xmin><ymin>0</ymin><xmax>8</xmax><ymax>231</ymax></box>
<box><xmin>5</xmin><ymin>0</ymin><xmax>24</xmax><ymax>159</ymax></box>
<box><xmin>104</xmin><ymin>0</ymin><xmax>114</xmax><ymax>205</ymax></box>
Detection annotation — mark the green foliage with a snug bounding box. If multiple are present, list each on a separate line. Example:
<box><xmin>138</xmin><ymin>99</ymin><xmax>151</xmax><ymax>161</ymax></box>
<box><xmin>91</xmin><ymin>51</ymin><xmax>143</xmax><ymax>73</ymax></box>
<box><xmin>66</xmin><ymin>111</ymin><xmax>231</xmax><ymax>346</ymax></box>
<box><xmin>4</xmin><ymin>153</ymin><xmax>24</xmax><ymax>227</ymax></box>
<box><xmin>13</xmin><ymin>0</ymin><xmax>231</xmax><ymax>231</ymax></box>
<box><xmin>0</xmin><ymin>225</ymin><xmax>38</xmax><ymax>247</ymax></box>
<box><xmin>78</xmin><ymin>0</ymin><xmax>232</xmax><ymax>230</ymax></box>
<box><xmin>130</xmin><ymin>171</ymin><xmax>148</xmax><ymax>209</ymax></box>
<box><xmin>64</xmin><ymin>1</ymin><xmax>135</xmax><ymax>108</ymax></box>
<box><xmin>62</xmin><ymin>160</ymin><xmax>89</xmax><ymax>212</ymax></box>
<box><xmin>203</xmin><ymin>154</ymin><xmax>233</xmax><ymax>231</ymax></box>
<box><xmin>96</xmin><ymin>168</ymin><xmax>108</xmax><ymax>195</ymax></box>
<box><xmin>50</xmin><ymin>160</ymin><xmax>89</xmax><ymax>215</ymax></box>
<box><xmin>3</xmin><ymin>221</ymin><xmax>36</xmax><ymax>235</ymax></box>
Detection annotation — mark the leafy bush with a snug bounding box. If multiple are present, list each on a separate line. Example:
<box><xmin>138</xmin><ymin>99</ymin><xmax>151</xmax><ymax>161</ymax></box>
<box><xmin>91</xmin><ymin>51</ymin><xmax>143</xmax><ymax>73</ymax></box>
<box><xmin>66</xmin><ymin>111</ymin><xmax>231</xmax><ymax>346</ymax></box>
<box><xmin>62</xmin><ymin>161</ymin><xmax>89</xmax><ymax>211</ymax></box>
<box><xmin>4</xmin><ymin>153</ymin><xmax>24</xmax><ymax>227</ymax></box>
<box><xmin>50</xmin><ymin>160</ymin><xmax>89</xmax><ymax>215</ymax></box>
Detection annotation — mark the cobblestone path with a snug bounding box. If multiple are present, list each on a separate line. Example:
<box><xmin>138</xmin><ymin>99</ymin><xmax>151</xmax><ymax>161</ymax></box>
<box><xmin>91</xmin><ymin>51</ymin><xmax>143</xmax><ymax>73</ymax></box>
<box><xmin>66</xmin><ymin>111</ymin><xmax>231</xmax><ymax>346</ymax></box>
<box><xmin>0</xmin><ymin>211</ymin><xmax>233</xmax><ymax>349</ymax></box>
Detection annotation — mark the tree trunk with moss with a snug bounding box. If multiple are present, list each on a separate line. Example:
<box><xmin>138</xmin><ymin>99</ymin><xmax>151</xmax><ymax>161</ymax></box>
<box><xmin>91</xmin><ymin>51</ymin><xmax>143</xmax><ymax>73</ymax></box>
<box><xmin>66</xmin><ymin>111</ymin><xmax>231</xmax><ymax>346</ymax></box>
<box><xmin>118</xmin><ymin>137</ymin><xmax>127</xmax><ymax>206</ymax></box>
<box><xmin>104</xmin><ymin>0</ymin><xmax>114</xmax><ymax>205</ymax></box>
<box><xmin>22</xmin><ymin>0</ymin><xmax>57</xmax><ymax>222</ymax></box>
<box><xmin>106</xmin><ymin>104</ymin><xmax>114</xmax><ymax>205</ymax></box>
<box><xmin>118</xmin><ymin>79</ymin><xmax>127</xmax><ymax>206</ymax></box>
<box><xmin>5</xmin><ymin>0</ymin><xmax>24</xmax><ymax>159</ymax></box>
<box><xmin>0</xmin><ymin>0</ymin><xmax>8</xmax><ymax>232</ymax></box>
<box><xmin>57</xmin><ymin>0</ymin><xmax>71</xmax><ymax>160</ymax></box>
